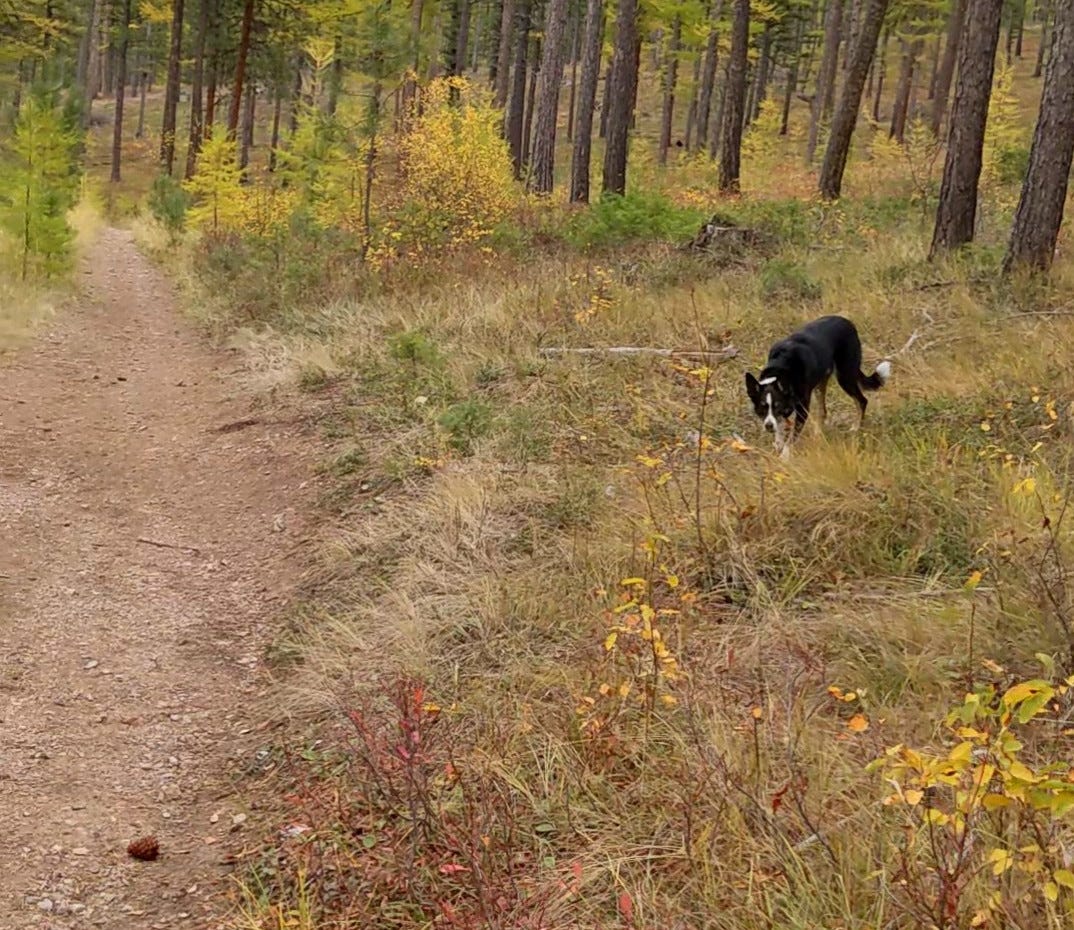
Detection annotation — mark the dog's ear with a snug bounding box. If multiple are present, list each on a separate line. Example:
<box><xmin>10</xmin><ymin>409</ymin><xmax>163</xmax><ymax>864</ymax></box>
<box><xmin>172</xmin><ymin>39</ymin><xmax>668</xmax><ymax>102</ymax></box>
<box><xmin>745</xmin><ymin>372</ymin><xmax>760</xmax><ymax>402</ymax></box>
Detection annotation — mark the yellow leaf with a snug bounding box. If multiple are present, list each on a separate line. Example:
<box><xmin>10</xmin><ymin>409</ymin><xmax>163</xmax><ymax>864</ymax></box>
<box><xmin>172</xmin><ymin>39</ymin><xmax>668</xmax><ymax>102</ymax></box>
<box><xmin>620</xmin><ymin>577</ymin><xmax>647</xmax><ymax>588</ymax></box>
<box><xmin>843</xmin><ymin>691</ymin><xmax>858</xmax><ymax>702</ymax></box>
<box><xmin>988</xmin><ymin>848</ymin><xmax>1012</xmax><ymax>875</ymax></box>
<box><xmin>949</xmin><ymin>741</ymin><xmax>974</xmax><ymax>763</ymax></box>
<box><xmin>981</xmin><ymin>793</ymin><xmax>1011</xmax><ymax>811</ymax></box>
<box><xmin>598</xmin><ymin>683</ymin><xmax>612</xmax><ymax>696</ymax></box>
<box><xmin>604</xmin><ymin>631</ymin><xmax>618</xmax><ymax>651</ymax></box>
<box><xmin>1007</xmin><ymin>760</ymin><xmax>1036</xmax><ymax>782</ymax></box>
<box><xmin>980</xmin><ymin>421</ymin><xmax>992</xmax><ymax>432</ymax></box>
<box><xmin>827</xmin><ymin>685</ymin><xmax>845</xmax><ymax>699</ymax></box>
<box><xmin>970</xmin><ymin>909</ymin><xmax>989</xmax><ymax>928</ymax></box>
<box><xmin>618</xmin><ymin>682</ymin><xmax>632</xmax><ymax>698</ymax></box>
<box><xmin>751</xmin><ymin>706</ymin><xmax>763</xmax><ymax>719</ymax></box>
<box><xmin>660</xmin><ymin>694</ymin><xmax>678</xmax><ymax>707</ymax></box>
<box><xmin>1043</xmin><ymin>882</ymin><xmax>1059</xmax><ymax>903</ymax></box>
<box><xmin>904</xmin><ymin>788</ymin><xmax>924</xmax><ymax>806</ymax></box>
<box><xmin>847</xmin><ymin>714</ymin><xmax>869</xmax><ymax>733</ymax></box>
<box><xmin>729</xmin><ymin>438</ymin><xmax>753</xmax><ymax>453</ymax></box>
<box><xmin>965</xmin><ymin>570</ymin><xmax>984</xmax><ymax>591</ymax></box>
<box><xmin>1053</xmin><ymin>868</ymin><xmax>1074</xmax><ymax>889</ymax></box>
<box><xmin>635</xmin><ymin>454</ymin><xmax>663</xmax><ymax>468</ymax></box>
<box><xmin>664</xmin><ymin>574</ymin><xmax>679</xmax><ymax>589</ymax></box>
<box><xmin>1012</xmin><ymin>477</ymin><xmax>1037</xmax><ymax>497</ymax></box>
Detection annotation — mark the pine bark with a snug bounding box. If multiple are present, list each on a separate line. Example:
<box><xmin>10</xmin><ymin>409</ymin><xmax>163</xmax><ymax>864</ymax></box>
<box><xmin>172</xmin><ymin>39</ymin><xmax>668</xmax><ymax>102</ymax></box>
<box><xmin>110</xmin><ymin>0</ymin><xmax>132</xmax><ymax>183</ymax></box>
<box><xmin>1004</xmin><ymin>0</ymin><xmax>1074</xmax><ymax>273</ymax></box>
<box><xmin>185</xmin><ymin>0</ymin><xmax>211</xmax><ymax>178</ymax></box>
<box><xmin>1034</xmin><ymin>0</ymin><xmax>1053</xmax><ymax>77</ymax></box>
<box><xmin>931</xmin><ymin>0</ymin><xmax>966</xmax><ymax>134</ymax></box>
<box><xmin>159</xmin><ymin>0</ymin><xmax>184</xmax><ymax>173</ymax></box>
<box><xmin>718</xmin><ymin>0</ymin><xmax>749</xmax><ymax>191</ymax></box>
<box><xmin>818</xmin><ymin>0</ymin><xmax>889</xmax><ymax>200</ymax></box>
<box><xmin>929</xmin><ymin>0</ymin><xmax>1004</xmax><ymax>257</ymax></box>
<box><xmin>889</xmin><ymin>36</ymin><xmax>921</xmax><ymax>142</ymax></box>
<box><xmin>494</xmin><ymin>0</ymin><xmax>517</xmax><ymax>105</ymax></box>
<box><xmin>601</xmin><ymin>0</ymin><xmax>640</xmax><ymax>194</ymax></box>
<box><xmin>570</xmin><ymin>0</ymin><xmax>604</xmax><ymax>202</ymax></box>
<box><xmin>807</xmin><ymin>0</ymin><xmax>843</xmax><ymax>164</ymax></box>
<box><xmin>694</xmin><ymin>2</ymin><xmax>723</xmax><ymax>153</ymax></box>
<box><xmin>658</xmin><ymin>16</ymin><xmax>682</xmax><ymax>164</ymax></box>
<box><xmin>228</xmin><ymin>0</ymin><xmax>255</xmax><ymax>139</ymax></box>
<box><xmin>530</xmin><ymin>0</ymin><xmax>569</xmax><ymax>192</ymax></box>
<box><xmin>505</xmin><ymin>0</ymin><xmax>532</xmax><ymax>175</ymax></box>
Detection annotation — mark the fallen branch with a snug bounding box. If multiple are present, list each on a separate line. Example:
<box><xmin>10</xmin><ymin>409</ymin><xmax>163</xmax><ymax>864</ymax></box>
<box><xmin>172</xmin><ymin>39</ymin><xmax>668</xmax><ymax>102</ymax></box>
<box><xmin>137</xmin><ymin>537</ymin><xmax>201</xmax><ymax>555</ymax></box>
<box><xmin>539</xmin><ymin>345</ymin><xmax>738</xmax><ymax>362</ymax></box>
<box><xmin>213</xmin><ymin>417</ymin><xmax>260</xmax><ymax>434</ymax></box>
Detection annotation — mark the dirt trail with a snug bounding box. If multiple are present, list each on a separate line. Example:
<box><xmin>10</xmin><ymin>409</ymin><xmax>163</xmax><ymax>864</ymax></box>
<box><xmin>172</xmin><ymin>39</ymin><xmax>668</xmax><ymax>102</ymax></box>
<box><xmin>0</xmin><ymin>228</ymin><xmax>317</xmax><ymax>928</ymax></box>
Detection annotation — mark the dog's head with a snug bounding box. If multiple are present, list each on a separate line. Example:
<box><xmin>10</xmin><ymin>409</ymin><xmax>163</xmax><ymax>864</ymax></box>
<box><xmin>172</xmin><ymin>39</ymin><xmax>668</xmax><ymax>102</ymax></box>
<box><xmin>745</xmin><ymin>372</ymin><xmax>794</xmax><ymax>434</ymax></box>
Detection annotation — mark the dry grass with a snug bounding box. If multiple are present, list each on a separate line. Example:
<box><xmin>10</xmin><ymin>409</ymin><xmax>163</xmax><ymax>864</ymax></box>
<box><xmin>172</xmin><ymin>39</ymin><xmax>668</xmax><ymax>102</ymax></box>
<box><xmin>82</xmin><ymin>34</ymin><xmax>1074</xmax><ymax>929</ymax></box>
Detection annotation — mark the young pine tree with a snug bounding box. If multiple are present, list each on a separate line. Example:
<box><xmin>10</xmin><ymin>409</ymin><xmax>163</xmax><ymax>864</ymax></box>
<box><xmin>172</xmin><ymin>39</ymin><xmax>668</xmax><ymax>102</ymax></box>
<box><xmin>1</xmin><ymin>94</ymin><xmax>81</xmax><ymax>280</ymax></box>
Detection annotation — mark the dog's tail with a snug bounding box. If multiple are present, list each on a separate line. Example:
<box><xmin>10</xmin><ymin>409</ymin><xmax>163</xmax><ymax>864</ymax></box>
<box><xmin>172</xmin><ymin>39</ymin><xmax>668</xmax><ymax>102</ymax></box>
<box><xmin>859</xmin><ymin>360</ymin><xmax>892</xmax><ymax>391</ymax></box>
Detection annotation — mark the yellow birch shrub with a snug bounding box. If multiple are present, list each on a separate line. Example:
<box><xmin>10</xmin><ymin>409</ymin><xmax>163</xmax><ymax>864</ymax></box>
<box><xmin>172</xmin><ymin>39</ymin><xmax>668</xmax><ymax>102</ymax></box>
<box><xmin>386</xmin><ymin>76</ymin><xmax>519</xmax><ymax>256</ymax></box>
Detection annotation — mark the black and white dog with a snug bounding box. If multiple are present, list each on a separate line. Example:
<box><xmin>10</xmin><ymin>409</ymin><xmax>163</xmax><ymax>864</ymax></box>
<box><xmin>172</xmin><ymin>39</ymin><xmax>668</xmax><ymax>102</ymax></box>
<box><xmin>745</xmin><ymin>315</ymin><xmax>891</xmax><ymax>457</ymax></box>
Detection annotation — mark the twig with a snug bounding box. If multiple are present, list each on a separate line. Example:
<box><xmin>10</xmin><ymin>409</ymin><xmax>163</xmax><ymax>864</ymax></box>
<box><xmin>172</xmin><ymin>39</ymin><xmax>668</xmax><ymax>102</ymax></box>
<box><xmin>212</xmin><ymin>417</ymin><xmax>261</xmax><ymax>434</ymax></box>
<box><xmin>538</xmin><ymin>345</ymin><xmax>738</xmax><ymax>361</ymax></box>
<box><xmin>137</xmin><ymin>537</ymin><xmax>201</xmax><ymax>555</ymax></box>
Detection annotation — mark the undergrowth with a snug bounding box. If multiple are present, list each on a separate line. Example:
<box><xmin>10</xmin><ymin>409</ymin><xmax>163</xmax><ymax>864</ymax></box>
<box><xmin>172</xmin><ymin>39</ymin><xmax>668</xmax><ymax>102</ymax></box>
<box><xmin>111</xmin><ymin>63</ymin><xmax>1074</xmax><ymax>930</ymax></box>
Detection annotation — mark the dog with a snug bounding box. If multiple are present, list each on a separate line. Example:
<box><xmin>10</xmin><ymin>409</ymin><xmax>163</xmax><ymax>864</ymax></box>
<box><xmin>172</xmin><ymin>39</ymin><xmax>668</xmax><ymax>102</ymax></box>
<box><xmin>745</xmin><ymin>315</ymin><xmax>891</xmax><ymax>457</ymax></box>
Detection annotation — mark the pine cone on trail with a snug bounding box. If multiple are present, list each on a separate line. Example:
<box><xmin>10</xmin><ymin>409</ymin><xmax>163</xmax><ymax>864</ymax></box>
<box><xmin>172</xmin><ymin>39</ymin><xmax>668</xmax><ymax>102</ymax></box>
<box><xmin>127</xmin><ymin>835</ymin><xmax>160</xmax><ymax>861</ymax></box>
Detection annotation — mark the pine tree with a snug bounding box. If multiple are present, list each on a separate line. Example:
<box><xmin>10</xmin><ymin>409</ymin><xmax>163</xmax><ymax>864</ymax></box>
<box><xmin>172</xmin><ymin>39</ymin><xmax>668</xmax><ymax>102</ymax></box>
<box><xmin>1</xmin><ymin>93</ymin><xmax>80</xmax><ymax>279</ymax></box>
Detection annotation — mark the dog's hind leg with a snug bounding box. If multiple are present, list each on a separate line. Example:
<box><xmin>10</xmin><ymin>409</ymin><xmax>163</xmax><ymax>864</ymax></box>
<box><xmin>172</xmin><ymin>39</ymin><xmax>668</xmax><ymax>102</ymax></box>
<box><xmin>814</xmin><ymin>377</ymin><xmax>829</xmax><ymax>433</ymax></box>
<box><xmin>835</xmin><ymin>369</ymin><xmax>868</xmax><ymax>430</ymax></box>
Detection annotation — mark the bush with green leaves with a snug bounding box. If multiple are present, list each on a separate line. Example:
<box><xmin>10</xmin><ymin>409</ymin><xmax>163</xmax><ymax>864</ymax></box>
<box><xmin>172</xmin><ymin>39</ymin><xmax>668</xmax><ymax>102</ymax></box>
<box><xmin>148</xmin><ymin>173</ymin><xmax>190</xmax><ymax>241</ymax></box>
<box><xmin>560</xmin><ymin>190</ymin><xmax>706</xmax><ymax>249</ymax></box>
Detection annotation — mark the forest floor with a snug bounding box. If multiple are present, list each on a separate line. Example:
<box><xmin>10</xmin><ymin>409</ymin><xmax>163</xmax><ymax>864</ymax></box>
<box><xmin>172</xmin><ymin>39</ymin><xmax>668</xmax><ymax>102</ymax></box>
<box><xmin>0</xmin><ymin>227</ymin><xmax>320</xmax><ymax>929</ymax></box>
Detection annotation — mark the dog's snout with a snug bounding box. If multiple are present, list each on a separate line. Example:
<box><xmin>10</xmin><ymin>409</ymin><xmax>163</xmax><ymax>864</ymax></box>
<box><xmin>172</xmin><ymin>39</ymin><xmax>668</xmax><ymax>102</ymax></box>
<box><xmin>763</xmin><ymin>420</ymin><xmax>775</xmax><ymax>432</ymax></box>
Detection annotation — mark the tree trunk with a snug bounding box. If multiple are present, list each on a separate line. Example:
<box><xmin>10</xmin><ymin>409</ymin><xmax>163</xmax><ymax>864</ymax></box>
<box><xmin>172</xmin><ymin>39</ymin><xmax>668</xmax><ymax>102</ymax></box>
<box><xmin>925</xmin><ymin>36</ymin><xmax>940</xmax><ymax>100</ymax></box>
<box><xmin>505</xmin><ymin>0</ymin><xmax>532</xmax><ymax>175</ymax></box>
<box><xmin>456</xmin><ymin>0</ymin><xmax>473</xmax><ymax>76</ymax></box>
<box><xmin>529</xmin><ymin>0</ymin><xmax>569</xmax><ymax>192</ymax></box>
<box><xmin>77</xmin><ymin>0</ymin><xmax>98</xmax><ymax>103</ymax></box>
<box><xmin>807</xmin><ymin>0</ymin><xmax>843</xmax><ymax>163</ymax></box>
<box><xmin>929</xmin><ymin>0</ymin><xmax>1004</xmax><ymax>257</ymax></box>
<box><xmin>718</xmin><ymin>0</ymin><xmax>749</xmax><ymax>191</ymax></box>
<box><xmin>239</xmin><ymin>80</ymin><xmax>256</xmax><ymax>170</ymax></box>
<box><xmin>228</xmin><ymin>0</ymin><xmax>255</xmax><ymax>139</ymax></box>
<box><xmin>684</xmin><ymin>53</ymin><xmax>702</xmax><ymax>148</ymax></box>
<box><xmin>818</xmin><ymin>0</ymin><xmax>889</xmax><ymax>200</ymax></box>
<box><xmin>709</xmin><ymin>69</ymin><xmax>727</xmax><ymax>156</ymax></box>
<box><xmin>327</xmin><ymin>35</ymin><xmax>344</xmax><ymax>114</ymax></box>
<box><xmin>601</xmin><ymin>0</ymin><xmax>640</xmax><ymax>194</ymax></box>
<box><xmin>110</xmin><ymin>0</ymin><xmax>132</xmax><ymax>183</ymax></box>
<box><xmin>185</xmin><ymin>0</ymin><xmax>210</xmax><ymax>178</ymax></box>
<box><xmin>873</xmin><ymin>24</ymin><xmax>889</xmax><ymax>120</ymax></box>
<box><xmin>658</xmin><ymin>16</ymin><xmax>682</xmax><ymax>164</ymax></box>
<box><xmin>522</xmin><ymin>35</ymin><xmax>541</xmax><ymax>171</ymax></box>
<box><xmin>931</xmin><ymin>0</ymin><xmax>966</xmax><ymax>134</ymax></box>
<box><xmin>750</xmin><ymin>23</ymin><xmax>773</xmax><ymax>121</ymax></box>
<box><xmin>566</xmin><ymin>5</ymin><xmax>580</xmax><ymax>140</ymax></box>
<box><xmin>570</xmin><ymin>0</ymin><xmax>603</xmax><ymax>202</ymax></box>
<box><xmin>1004</xmin><ymin>0</ymin><xmax>1074</xmax><ymax>273</ymax></box>
<box><xmin>781</xmin><ymin>12</ymin><xmax>806</xmax><ymax>134</ymax></box>
<box><xmin>494</xmin><ymin>0</ymin><xmax>517</xmax><ymax>105</ymax></box>
<box><xmin>401</xmin><ymin>0</ymin><xmax>426</xmax><ymax>120</ymax></box>
<box><xmin>695</xmin><ymin>1</ymin><xmax>723</xmax><ymax>154</ymax></box>
<box><xmin>1034</xmin><ymin>0</ymin><xmax>1052</xmax><ymax>77</ymax></box>
<box><xmin>205</xmin><ymin>33</ymin><xmax>218</xmax><ymax>138</ymax></box>
<box><xmin>137</xmin><ymin>63</ymin><xmax>149</xmax><ymax>138</ymax></box>
<box><xmin>159</xmin><ymin>0</ymin><xmax>184</xmax><ymax>174</ymax></box>
<box><xmin>889</xmin><ymin>36</ymin><xmax>921</xmax><ymax>142</ymax></box>
<box><xmin>269</xmin><ymin>82</ymin><xmax>282</xmax><ymax>170</ymax></box>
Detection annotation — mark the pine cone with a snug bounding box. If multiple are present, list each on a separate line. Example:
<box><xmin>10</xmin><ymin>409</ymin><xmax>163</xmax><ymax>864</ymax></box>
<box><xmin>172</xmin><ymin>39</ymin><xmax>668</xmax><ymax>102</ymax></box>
<box><xmin>127</xmin><ymin>835</ymin><xmax>160</xmax><ymax>861</ymax></box>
